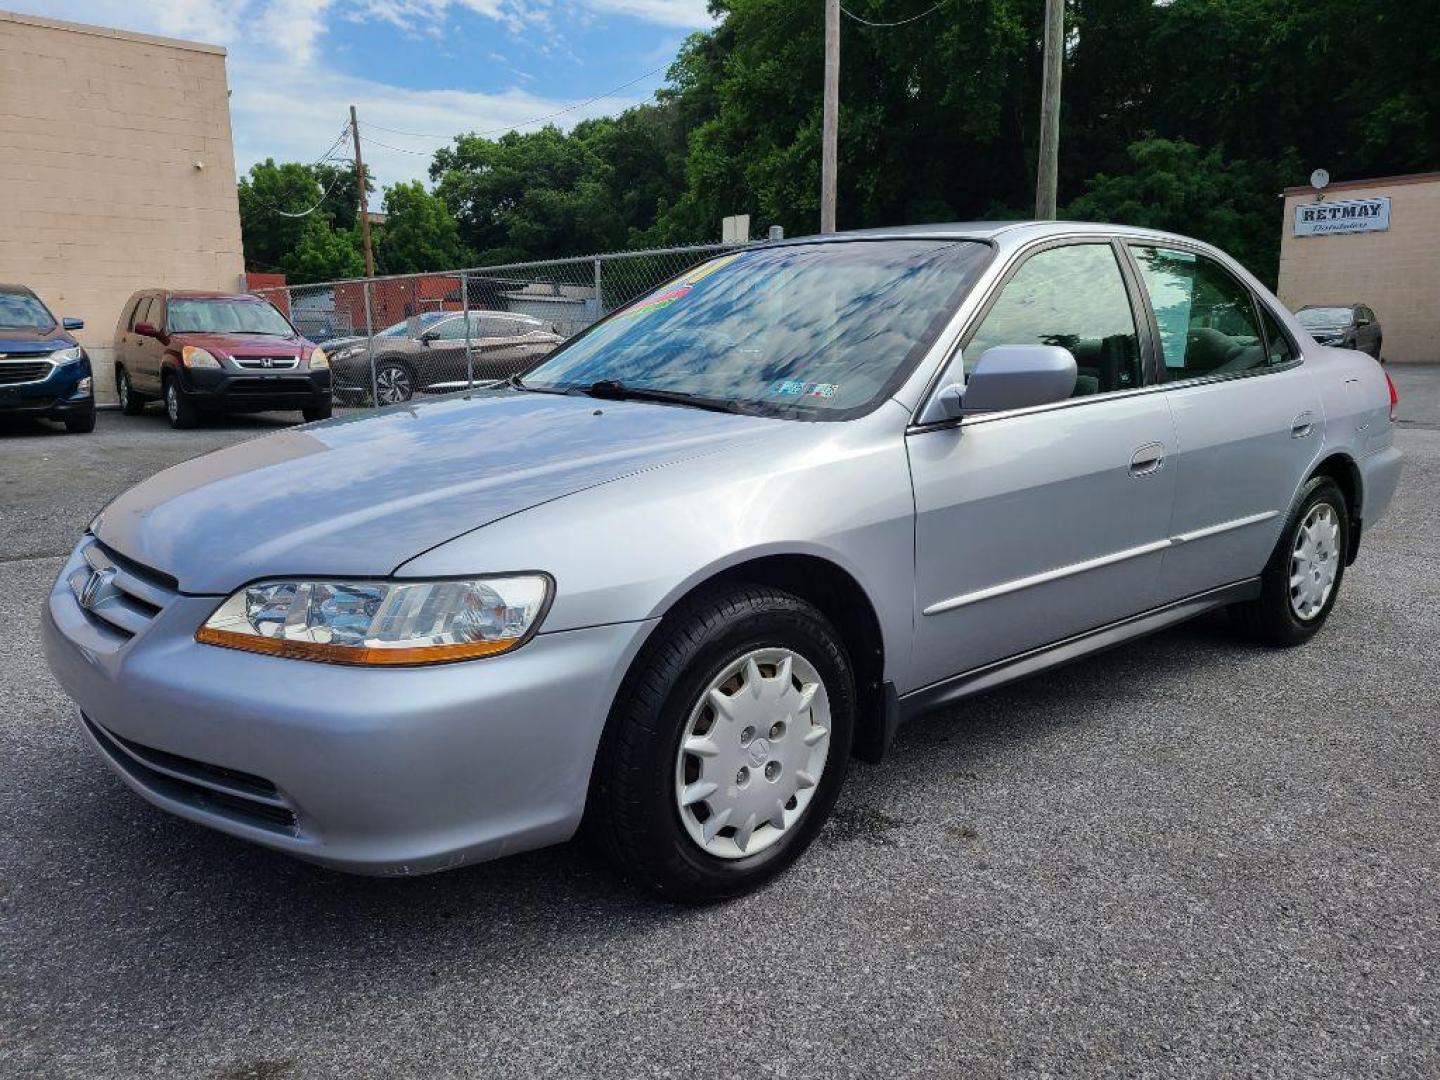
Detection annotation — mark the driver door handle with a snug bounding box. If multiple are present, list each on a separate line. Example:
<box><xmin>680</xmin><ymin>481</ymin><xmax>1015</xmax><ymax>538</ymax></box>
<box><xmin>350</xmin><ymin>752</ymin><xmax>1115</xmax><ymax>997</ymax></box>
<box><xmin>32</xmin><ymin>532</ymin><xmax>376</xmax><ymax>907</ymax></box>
<box><xmin>1129</xmin><ymin>442</ymin><xmax>1166</xmax><ymax>477</ymax></box>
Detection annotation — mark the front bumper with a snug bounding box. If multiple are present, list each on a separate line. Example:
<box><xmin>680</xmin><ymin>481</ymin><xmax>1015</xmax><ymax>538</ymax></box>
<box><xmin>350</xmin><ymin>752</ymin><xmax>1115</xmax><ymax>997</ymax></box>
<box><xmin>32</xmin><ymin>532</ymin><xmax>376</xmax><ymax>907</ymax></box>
<box><xmin>0</xmin><ymin>356</ymin><xmax>93</xmax><ymax>419</ymax></box>
<box><xmin>42</xmin><ymin>537</ymin><xmax>655</xmax><ymax>875</ymax></box>
<box><xmin>176</xmin><ymin>365</ymin><xmax>332</xmax><ymax>413</ymax></box>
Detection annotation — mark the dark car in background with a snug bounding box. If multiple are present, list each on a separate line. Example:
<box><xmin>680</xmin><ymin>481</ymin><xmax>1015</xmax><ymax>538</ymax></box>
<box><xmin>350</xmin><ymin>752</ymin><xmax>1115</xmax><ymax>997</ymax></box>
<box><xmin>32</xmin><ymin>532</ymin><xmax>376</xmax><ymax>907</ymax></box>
<box><xmin>113</xmin><ymin>290</ymin><xmax>332</xmax><ymax>429</ymax></box>
<box><xmin>1297</xmin><ymin>303</ymin><xmax>1383</xmax><ymax>360</ymax></box>
<box><xmin>325</xmin><ymin>310</ymin><xmax>563</xmax><ymax>404</ymax></box>
<box><xmin>0</xmin><ymin>284</ymin><xmax>95</xmax><ymax>433</ymax></box>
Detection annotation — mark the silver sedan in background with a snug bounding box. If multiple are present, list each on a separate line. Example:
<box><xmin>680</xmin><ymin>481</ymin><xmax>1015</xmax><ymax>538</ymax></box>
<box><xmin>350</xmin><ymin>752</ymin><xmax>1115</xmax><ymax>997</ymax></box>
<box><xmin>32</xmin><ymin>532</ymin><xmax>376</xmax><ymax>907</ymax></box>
<box><xmin>43</xmin><ymin>222</ymin><xmax>1402</xmax><ymax>902</ymax></box>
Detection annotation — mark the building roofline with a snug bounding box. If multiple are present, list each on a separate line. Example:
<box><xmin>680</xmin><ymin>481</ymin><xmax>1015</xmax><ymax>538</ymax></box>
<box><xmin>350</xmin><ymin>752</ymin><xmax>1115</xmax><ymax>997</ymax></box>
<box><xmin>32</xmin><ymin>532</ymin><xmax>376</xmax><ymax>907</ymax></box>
<box><xmin>0</xmin><ymin>9</ymin><xmax>226</xmax><ymax>56</ymax></box>
<box><xmin>1283</xmin><ymin>171</ymin><xmax>1440</xmax><ymax>197</ymax></box>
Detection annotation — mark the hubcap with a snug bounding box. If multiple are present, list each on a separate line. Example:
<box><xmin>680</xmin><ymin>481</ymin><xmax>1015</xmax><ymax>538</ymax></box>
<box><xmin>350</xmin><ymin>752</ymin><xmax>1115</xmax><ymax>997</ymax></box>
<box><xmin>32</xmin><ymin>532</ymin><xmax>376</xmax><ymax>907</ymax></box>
<box><xmin>674</xmin><ymin>647</ymin><xmax>831</xmax><ymax>860</ymax></box>
<box><xmin>1290</xmin><ymin>502</ymin><xmax>1341</xmax><ymax>620</ymax></box>
<box><xmin>376</xmin><ymin>366</ymin><xmax>412</xmax><ymax>405</ymax></box>
<box><xmin>166</xmin><ymin>385</ymin><xmax>178</xmax><ymax>422</ymax></box>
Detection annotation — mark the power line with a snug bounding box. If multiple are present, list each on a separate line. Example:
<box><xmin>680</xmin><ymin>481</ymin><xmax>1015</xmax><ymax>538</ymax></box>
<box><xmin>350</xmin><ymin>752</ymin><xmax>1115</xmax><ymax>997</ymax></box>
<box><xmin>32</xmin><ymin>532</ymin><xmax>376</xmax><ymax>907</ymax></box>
<box><xmin>272</xmin><ymin>164</ymin><xmax>352</xmax><ymax>218</ymax></box>
<box><xmin>840</xmin><ymin>0</ymin><xmax>946</xmax><ymax>27</ymax></box>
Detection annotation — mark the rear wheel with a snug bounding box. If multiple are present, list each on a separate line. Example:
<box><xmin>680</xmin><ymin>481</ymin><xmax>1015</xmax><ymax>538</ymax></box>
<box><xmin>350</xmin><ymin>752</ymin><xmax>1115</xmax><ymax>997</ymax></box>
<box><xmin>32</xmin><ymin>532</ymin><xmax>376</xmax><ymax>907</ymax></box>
<box><xmin>1229</xmin><ymin>476</ymin><xmax>1348</xmax><ymax>645</ymax></box>
<box><xmin>164</xmin><ymin>377</ymin><xmax>200</xmax><ymax>429</ymax></box>
<box><xmin>587</xmin><ymin>583</ymin><xmax>855</xmax><ymax>902</ymax></box>
<box><xmin>374</xmin><ymin>361</ymin><xmax>414</xmax><ymax>405</ymax></box>
<box><xmin>117</xmin><ymin>367</ymin><xmax>145</xmax><ymax>415</ymax></box>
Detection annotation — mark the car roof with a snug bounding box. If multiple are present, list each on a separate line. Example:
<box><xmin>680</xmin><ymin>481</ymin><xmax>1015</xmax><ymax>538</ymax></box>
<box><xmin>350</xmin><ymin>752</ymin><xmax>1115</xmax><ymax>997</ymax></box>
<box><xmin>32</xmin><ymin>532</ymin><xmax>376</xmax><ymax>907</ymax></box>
<box><xmin>160</xmin><ymin>290</ymin><xmax>270</xmax><ymax>301</ymax></box>
<box><xmin>0</xmin><ymin>283</ymin><xmax>39</xmax><ymax>296</ymax></box>
<box><xmin>790</xmin><ymin>220</ymin><xmax>1211</xmax><ymax>246</ymax></box>
<box><xmin>1299</xmin><ymin>302</ymin><xmax>1359</xmax><ymax>309</ymax></box>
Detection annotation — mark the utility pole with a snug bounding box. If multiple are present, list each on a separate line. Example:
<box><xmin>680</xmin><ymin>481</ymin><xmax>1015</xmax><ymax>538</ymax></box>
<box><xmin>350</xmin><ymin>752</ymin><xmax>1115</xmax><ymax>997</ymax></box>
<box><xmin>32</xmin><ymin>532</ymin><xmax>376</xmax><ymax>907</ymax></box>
<box><xmin>350</xmin><ymin>104</ymin><xmax>376</xmax><ymax>278</ymax></box>
<box><xmin>820</xmin><ymin>0</ymin><xmax>840</xmax><ymax>233</ymax></box>
<box><xmin>1034</xmin><ymin>0</ymin><xmax>1064</xmax><ymax>219</ymax></box>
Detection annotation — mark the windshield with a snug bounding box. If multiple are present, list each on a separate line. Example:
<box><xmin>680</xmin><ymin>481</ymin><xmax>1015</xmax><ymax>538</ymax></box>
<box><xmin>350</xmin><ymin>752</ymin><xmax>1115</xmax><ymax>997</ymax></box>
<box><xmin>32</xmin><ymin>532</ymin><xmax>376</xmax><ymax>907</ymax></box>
<box><xmin>1297</xmin><ymin>307</ymin><xmax>1352</xmax><ymax>326</ymax></box>
<box><xmin>522</xmin><ymin>240</ymin><xmax>991</xmax><ymax>418</ymax></box>
<box><xmin>377</xmin><ymin>312</ymin><xmax>449</xmax><ymax>338</ymax></box>
<box><xmin>168</xmin><ymin>298</ymin><xmax>294</xmax><ymax>336</ymax></box>
<box><xmin>0</xmin><ymin>292</ymin><xmax>57</xmax><ymax>331</ymax></box>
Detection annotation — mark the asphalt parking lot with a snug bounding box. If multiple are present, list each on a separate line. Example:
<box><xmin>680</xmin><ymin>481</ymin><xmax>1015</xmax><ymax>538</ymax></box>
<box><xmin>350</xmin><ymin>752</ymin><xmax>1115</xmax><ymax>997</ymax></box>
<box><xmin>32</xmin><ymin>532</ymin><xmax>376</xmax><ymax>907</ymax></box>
<box><xmin>2</xmin><ymin>374</ymin><xmax>1438</xmax><ymax>1079</ymax></box>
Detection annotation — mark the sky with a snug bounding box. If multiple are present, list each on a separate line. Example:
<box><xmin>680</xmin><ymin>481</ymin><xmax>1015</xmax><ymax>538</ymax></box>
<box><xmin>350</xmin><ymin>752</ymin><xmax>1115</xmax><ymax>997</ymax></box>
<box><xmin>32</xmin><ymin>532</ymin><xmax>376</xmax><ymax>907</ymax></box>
<box><xmin>14</xmin><ymin>0</ymin><xmax>715</xmax><ymax>190</ymax></box>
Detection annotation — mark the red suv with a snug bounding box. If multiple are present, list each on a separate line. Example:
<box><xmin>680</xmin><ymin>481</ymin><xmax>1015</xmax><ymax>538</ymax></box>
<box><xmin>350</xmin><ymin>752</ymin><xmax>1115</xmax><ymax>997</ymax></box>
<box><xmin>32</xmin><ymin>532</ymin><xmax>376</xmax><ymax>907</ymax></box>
<box><xmin>113</xmin><ymin>290</ymin><xmax>332</xmax><ymax>428</ymax></box>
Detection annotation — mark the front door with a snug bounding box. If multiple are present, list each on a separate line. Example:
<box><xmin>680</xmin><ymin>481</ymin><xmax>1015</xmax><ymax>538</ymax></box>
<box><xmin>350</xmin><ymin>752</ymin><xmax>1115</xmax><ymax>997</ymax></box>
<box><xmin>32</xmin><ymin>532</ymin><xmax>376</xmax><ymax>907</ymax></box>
<box><xmin>1125</xmin><ymin>244</ymin><xmax>1324</xmax><ymax>602</ymax></box>
<box><xmin>907</xmin><ymin>240</ymin><xmax>1176</xmax><ymax>690</ymax></box>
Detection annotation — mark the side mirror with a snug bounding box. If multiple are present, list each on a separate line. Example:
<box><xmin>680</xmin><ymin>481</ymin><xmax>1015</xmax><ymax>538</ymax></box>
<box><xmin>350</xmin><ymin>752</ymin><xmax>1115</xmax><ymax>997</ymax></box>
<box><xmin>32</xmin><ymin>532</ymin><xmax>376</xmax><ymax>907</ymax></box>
<box><xmin>62</xmin><ymin>317</ymin><xmax>84</xmax><ymax>331</ymax></box>
<box><xmin>934</xmin><ymin>344</ymin><xmax>1077</xmax><ymax>419</ymax></box>
<box><xmin>133</xmin><ymin>321</ymin><xmax>157</xmax><ymax>338</ymax></box>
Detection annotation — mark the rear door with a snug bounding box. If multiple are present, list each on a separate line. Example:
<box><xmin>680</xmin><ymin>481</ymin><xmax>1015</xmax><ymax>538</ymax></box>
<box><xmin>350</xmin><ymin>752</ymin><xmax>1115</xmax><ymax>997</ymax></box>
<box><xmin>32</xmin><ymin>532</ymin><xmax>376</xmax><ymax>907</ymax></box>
<box><xmin>907</xmin><ymin>239</ymin><xmax>1176</xmax><ymax>687</ymax></box>
<box><xmin>1125</xmin><ymin>243</ymin><xmax>1323</xmax><ymax>602</ymax></box>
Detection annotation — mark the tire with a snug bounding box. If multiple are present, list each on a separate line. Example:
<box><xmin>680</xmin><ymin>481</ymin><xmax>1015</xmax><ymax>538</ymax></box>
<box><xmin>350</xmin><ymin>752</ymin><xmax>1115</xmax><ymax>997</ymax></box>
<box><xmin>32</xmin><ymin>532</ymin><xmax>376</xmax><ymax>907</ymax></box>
<box><xmin>1229</xmin><ymin>476</ymin><xmax>1348</xmax><ymax>646</ymax></box>
<box><xmin>587</xmin><ymin>583</ymin><xmax>856</xmax><ymax>902</ymax></box>
<box><xmin>116</xmin><ymin>367</ymin><xmax>145</xmax><ymax>415</ymax></box>
<box><xmin>163</xmin><ymin>377</ymin><xmax>200</xmax><ymax>430</ymax></box>
<box><xmin>302</xmin><ymin>400</ymin><xmax>333</xmax><ymax>423</ymax></box>
<box><xmin>63</xmin><ymin>410</ymin><xmax>96</xmax><ymax>434</ymax></box>
<box><xmin>374</xmin><ymin>360</ymin><xmax>415</xmax><ymax>405</ymax></box>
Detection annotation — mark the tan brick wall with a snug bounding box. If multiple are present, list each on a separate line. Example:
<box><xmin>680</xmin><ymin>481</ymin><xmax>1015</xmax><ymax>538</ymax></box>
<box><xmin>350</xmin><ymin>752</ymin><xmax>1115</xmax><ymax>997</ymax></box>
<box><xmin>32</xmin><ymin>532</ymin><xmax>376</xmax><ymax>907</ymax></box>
<box><xmin>1278</xmin><ymin>175</ymin><xmax>1440</xmax><ymax>364</ymax></box>
<box><xmin>0</xmin><ymin>10</ymin><xmax>244</xmax><ymax>402</ymax></box>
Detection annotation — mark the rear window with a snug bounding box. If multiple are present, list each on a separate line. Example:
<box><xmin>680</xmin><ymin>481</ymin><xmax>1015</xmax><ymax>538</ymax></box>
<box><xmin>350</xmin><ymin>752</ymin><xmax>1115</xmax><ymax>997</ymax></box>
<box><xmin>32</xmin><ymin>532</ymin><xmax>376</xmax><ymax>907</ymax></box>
<box><xmin>167</xmin><ymin>298</ymin><xmax>293</xmax><ymax>336</ymax></box>
<box><xmin>1297</xmin><ymin>307</ymin><xmax>1352</xmax><ymax>326</ymax></box>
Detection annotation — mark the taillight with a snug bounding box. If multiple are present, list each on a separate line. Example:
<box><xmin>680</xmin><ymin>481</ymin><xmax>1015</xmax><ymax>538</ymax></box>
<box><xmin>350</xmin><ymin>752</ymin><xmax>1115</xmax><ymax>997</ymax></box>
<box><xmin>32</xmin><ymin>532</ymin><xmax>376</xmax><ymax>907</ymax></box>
<box><xmin>1385</xmin><ymin>371</ymin><xmax>1399</xmax><ymax>422</ymax></box>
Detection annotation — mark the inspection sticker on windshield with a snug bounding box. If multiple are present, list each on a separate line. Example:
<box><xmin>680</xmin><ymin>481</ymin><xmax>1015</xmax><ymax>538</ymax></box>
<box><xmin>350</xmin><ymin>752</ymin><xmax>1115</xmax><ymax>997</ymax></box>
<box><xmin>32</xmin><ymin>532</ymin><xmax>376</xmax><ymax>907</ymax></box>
<box><xmin>770</xmin><ymin>380</ymin><xmax>839</xmax><ymax>399</ymax></box>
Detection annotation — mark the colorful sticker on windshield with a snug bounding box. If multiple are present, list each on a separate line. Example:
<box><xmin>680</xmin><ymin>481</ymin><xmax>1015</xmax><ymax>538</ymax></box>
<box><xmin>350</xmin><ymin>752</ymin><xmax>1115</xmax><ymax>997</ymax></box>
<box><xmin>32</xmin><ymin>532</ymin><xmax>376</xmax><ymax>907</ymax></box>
<box><xmin>615</xmin><ymin>253</ymin><xmax>744</xmax><ymax>320</ymax></box>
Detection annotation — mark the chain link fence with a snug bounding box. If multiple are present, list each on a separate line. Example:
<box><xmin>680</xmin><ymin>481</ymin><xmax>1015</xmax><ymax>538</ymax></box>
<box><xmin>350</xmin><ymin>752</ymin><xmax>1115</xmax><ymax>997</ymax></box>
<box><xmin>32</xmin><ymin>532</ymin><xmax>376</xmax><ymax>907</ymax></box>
<box><xmin>253</xmin><ymin>242</ymin><xmax>745</xmax><ymax>407</ymax></box>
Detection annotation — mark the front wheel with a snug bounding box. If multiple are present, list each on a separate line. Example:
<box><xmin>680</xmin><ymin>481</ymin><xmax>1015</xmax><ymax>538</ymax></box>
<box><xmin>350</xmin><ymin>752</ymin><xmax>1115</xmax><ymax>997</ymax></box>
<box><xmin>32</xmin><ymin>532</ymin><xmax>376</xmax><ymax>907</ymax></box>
<box><xmin>164</xmin><ymin>379</ymin><xmax>200</xmax><ymax>429</ymax></box>
<box><xmin>63</xmin><ymin>410</ymin><xmax>96</xmax><ymax>434</ymax></box>
<box><xmin>587</xmin><ymin>583</ymin><xmax>855</xmax><ymax>902</ymax></box>
<box><xmin>1229</xmin><ymin>476</ymin><xmax>1348</xmax><ymax>645</ymax></box>
<box><xmin>302</xmin><ymin>400</ymin><xmax>333</xmax><ymax>423</ymax></box>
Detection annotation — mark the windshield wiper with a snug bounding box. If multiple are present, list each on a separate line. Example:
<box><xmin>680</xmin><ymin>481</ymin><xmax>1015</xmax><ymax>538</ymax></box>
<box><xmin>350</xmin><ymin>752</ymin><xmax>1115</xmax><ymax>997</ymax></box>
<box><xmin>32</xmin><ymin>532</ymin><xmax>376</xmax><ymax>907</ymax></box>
<box><xmin>573</xmin><ymin>379</ymin><xmax>743</xmax><ymax>415</ymax></box>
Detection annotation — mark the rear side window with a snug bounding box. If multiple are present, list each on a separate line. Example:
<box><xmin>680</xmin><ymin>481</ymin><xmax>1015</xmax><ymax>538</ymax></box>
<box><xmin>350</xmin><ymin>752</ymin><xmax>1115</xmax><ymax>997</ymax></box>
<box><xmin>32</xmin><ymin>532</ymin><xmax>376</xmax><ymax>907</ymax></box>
<box><xmin>131</xmin><ymin>297</ymin><xmax>153</xmax><ymax>328</ymax></box>
<box><xmin>965</xmin><ymin>242</ymin><xmax>1142</xmax><ymax>397</ymax></box>
<box><xmin>1130</xmin><ymin>247</ymin><xmax>1266</xmax><ymax>380</ymax></box>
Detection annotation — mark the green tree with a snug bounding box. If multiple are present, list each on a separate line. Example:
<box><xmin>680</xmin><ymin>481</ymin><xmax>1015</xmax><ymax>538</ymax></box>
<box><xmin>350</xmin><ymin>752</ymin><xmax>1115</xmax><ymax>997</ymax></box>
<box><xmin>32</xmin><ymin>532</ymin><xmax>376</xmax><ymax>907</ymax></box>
<box><xmin>1065</xmin><ymin>138</ymin><xmax>1288</xmax><ymax>286</ymax></box>
<box><xmin>280</xmin><ymin>216</ymin><xmax>366</xmax><ymax>283</ymax></box>
<box><xmin>376</xmin><ymin>181</ymin><xmax>468</xmax><ymax>274</ymax></box>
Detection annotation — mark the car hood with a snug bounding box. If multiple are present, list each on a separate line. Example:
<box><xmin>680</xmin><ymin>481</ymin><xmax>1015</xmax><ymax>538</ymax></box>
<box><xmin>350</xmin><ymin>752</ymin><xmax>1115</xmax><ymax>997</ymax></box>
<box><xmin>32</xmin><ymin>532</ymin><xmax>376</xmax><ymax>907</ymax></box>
<box><xmin>93</xmin><ymin>389</ymin><xmax>785</xmax><ymax>594</ymax></box>
<box><xmin>0</xmin><ymin>325</ymin><xmax>73</xmax><ymax>353</ymax></box>
<box><xmin>172</xmin><ymin>331</ymin><xmax>310</xmax><ymax>356</ymax></box>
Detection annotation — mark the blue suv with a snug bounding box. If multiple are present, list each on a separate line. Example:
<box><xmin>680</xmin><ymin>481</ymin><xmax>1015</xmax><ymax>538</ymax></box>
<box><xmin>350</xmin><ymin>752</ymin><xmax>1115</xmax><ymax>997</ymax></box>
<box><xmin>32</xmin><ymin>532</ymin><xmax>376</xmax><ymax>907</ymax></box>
<box><xmin>0</xmin><ymin>284</ymin><xmax>95</xmax><ymax>433</ymax></box>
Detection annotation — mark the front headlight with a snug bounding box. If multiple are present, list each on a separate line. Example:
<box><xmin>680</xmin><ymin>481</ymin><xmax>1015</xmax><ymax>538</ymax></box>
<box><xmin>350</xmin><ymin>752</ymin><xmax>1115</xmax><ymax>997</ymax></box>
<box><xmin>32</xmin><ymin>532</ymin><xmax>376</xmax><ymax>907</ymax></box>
<box><xmin>196</xmin><ymin>575</ymin><xmax>553</xmax><ymax>665</ymax></box>
<box><xmin>181</xmin><ymin>345</ymin><xmax>222</xmax><ymax>368</ymax></box>
<box><xmin>308</xmin><ymin>347</ymin><xmax>329</xmax><ymax>370</ymax></box>
<box><xmin>50</xmin><ymin>345</ymin><xmax>83</xmax><ymax>362</ymax></box>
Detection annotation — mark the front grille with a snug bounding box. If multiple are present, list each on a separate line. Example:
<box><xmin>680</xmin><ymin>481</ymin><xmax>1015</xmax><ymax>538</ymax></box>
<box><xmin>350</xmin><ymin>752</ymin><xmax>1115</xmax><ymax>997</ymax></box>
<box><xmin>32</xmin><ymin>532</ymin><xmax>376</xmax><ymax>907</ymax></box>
<box><xmin>83</xmin><ymin>714</ymin><xmax>299</xmax><ymax>834</ymax></box>
<box><xmin>67</xmin><ymin>537</ymin><xmax>175</xmax><ymax>641</ymax></box>
<box><xmin>235</xmin><ymin>356</ymin><xmax>299</xmax><ymax>370</ymax></box>
<box><xmin>0</xmin><ymin>360</ymin><xmax>53</xmax><ymax>385</ymax></box>
<box><xmin>227</xmin><ymin>377</ymin><xmax>313</xmax><ymax>394</ymax></box>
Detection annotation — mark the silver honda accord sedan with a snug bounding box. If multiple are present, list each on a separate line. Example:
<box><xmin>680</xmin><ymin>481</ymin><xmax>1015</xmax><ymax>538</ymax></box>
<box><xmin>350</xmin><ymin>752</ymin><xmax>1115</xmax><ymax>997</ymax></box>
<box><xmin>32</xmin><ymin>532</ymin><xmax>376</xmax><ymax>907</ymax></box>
<box><xmin>43</xmin><ymin>222</ymin><xmax>1403</xmax><ymax>901</ymax></box>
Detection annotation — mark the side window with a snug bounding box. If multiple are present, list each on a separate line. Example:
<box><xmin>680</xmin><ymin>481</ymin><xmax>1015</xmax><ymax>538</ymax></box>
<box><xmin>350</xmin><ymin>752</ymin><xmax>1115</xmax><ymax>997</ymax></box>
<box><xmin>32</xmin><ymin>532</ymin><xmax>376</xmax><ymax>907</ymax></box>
<box><xmin>430</xmin><ymin>317</ymin><xmax>468</xmax><ymax>341</ymax></box>
<box><xmin>1130</xmin><ymin>246</ymin><xmax>1266</xmax><ymax>380</ymax></box>
<box><xmin>130</xmin><ymin>297</ymin><xmax>151</xmax><ymax>329</ymax></box>
<box><xmin>1257</xmin><ymin>303</ymin><xmax>1296</xmax><ymax>366</ymax></box>
<box><xmin>965</xmin><ymin>243</ymin><xmax>1142</xmax><ymax>397</ymax></box>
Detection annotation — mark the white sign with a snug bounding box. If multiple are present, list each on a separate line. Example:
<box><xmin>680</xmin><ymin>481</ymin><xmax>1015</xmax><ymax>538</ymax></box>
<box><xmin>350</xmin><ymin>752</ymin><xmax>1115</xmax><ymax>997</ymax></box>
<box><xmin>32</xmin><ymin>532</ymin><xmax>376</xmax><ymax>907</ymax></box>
<box><xmin>721</xmin><ymin>214</ymin><xmax>751</xmax><ymax>243</ymax></box>
<box><xmin>1294</xmin><ymin>196</ymin><xmax>1390</xmax><ymax>236</ymax></box>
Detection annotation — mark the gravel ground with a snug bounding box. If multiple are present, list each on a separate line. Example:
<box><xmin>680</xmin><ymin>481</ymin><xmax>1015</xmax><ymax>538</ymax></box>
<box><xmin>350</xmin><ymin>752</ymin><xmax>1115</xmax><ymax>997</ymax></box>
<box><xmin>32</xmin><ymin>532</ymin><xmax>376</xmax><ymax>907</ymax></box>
<box><xmin>1</xmin><ymin>380</ymin><xmax>1437</xmax><ymax>1079</ymax></box>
